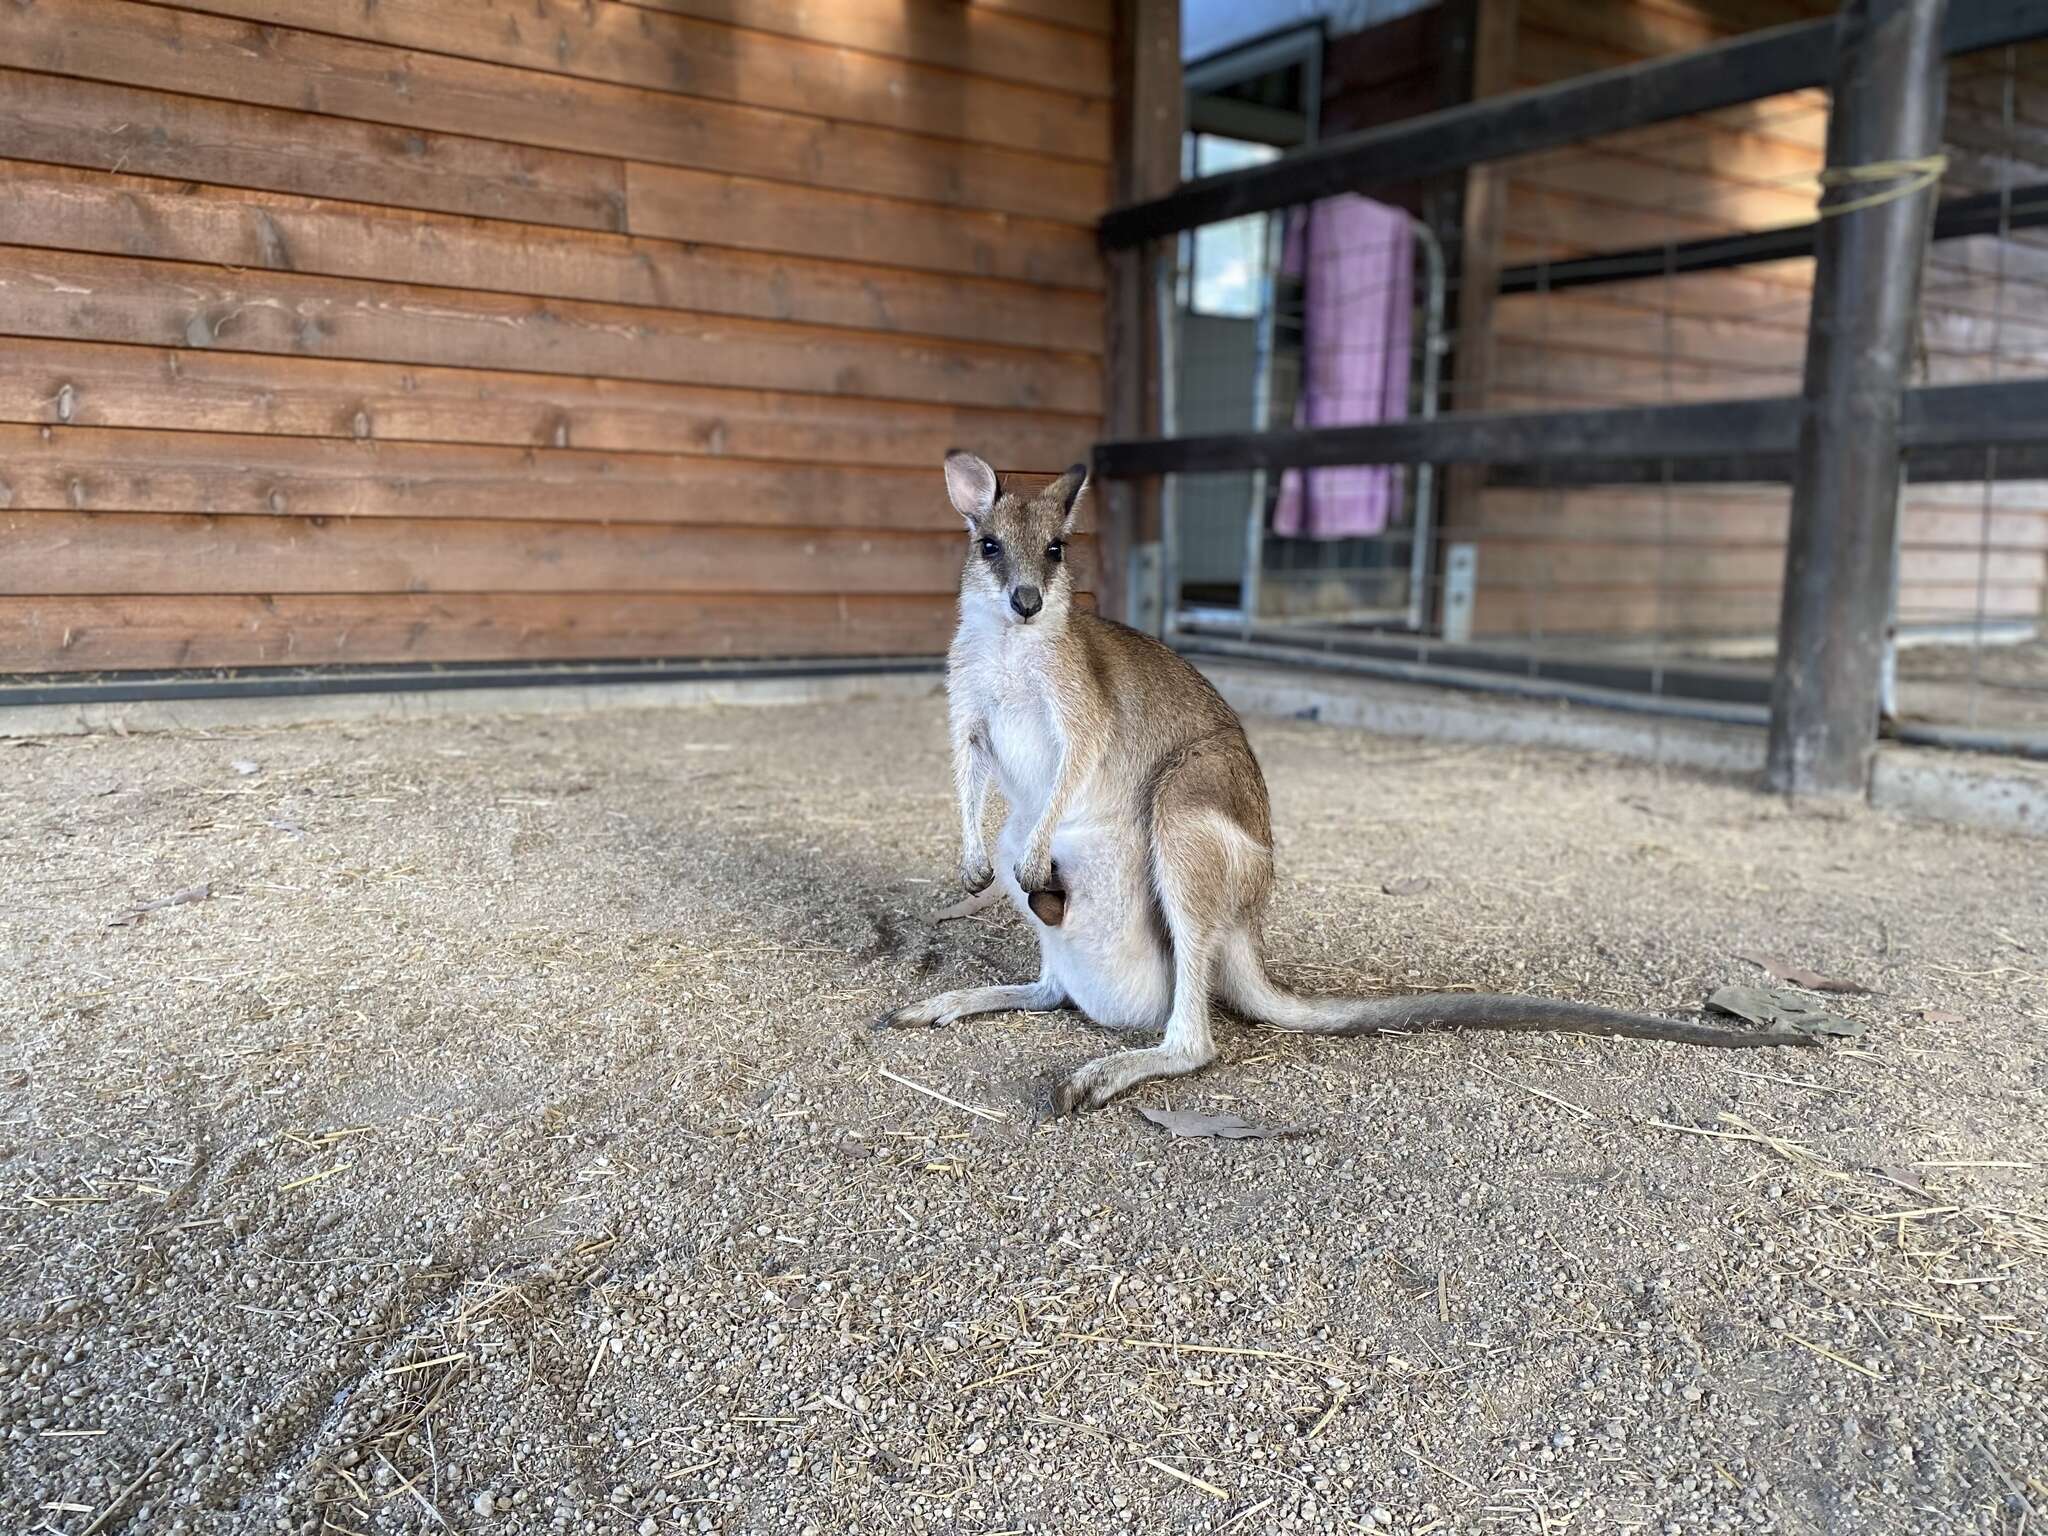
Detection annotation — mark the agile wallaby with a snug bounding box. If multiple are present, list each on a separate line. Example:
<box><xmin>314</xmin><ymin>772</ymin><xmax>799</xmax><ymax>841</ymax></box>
<box><xmin>884</xmin><ymin>452</ymin><xmax>1820</xmax><ymax>1114</ymax></box>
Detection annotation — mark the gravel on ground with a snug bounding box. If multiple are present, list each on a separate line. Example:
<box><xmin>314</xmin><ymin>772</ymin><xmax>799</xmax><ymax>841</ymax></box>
<box><xmin>2</xmin><ymin>690</ymin><xmax>2043</xmax><ymax>1535</ymax></box>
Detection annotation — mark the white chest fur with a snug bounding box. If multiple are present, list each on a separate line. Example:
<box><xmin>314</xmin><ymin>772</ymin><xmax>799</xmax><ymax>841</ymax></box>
<box><xmin>951</xmin><ymin>615</ymin><xmax>1062</xmax><ymax>818</ymax></box>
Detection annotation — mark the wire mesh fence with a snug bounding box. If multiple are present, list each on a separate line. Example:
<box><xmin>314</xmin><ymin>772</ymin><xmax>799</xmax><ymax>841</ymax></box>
<box><xmin>1145</xmin><ymin>32</ymin><xmax>2048</xmax><ymax>755</ymax></box>
<box><xmin>1895</xmin><ymin>40</ymin><xmax>2048</xmax><ymax>741</ymax></box>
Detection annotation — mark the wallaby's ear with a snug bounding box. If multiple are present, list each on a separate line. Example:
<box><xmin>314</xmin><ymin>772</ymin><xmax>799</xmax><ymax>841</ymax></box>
<box><xmin>1046</xmin><ymin>461</ymin><xmax>1090</xmax><ymax>527</ymax></box>
<box><xmin>943</xmin><ymin>449</ymin><xmax>999</xmax><ymax>524</ymax></box>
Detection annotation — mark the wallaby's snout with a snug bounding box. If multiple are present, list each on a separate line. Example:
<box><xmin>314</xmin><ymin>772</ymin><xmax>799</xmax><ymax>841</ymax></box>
<box><xmin>942</xmin><ymin>450</ymin><xmax>1091</xmax><ymax>628</ymax></box>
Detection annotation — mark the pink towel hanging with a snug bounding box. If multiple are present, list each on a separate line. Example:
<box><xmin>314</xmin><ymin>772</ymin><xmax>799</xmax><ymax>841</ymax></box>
<box><xmin>1272</xmin><ymin>196</ymin><xmax>1414</xmax><ymax>540</ymax></box>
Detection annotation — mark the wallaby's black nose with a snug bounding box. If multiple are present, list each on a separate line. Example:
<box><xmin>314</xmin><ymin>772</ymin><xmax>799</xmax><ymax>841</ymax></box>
<box><xmin>1010</xmin><ymin>586</ymin><xmax>1042</xmax><ymax>618</ymax></box>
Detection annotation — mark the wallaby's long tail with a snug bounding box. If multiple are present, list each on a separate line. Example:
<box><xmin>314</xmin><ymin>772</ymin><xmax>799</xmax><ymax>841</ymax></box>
<box><xmin>1217</xmin><ymin>935</ymin><xmax>1820</xmax><ymax>1050</ymax></box>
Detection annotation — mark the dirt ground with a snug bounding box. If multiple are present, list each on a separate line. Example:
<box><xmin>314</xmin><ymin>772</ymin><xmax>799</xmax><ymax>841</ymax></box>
<box><xmin>3</xmin><ymin>689</ymin><xmax>2044</xmax><ymax>1536</ymax></box>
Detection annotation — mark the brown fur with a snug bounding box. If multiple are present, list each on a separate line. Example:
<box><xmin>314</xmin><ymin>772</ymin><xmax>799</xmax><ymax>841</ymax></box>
<box><xmin>887</xmin><ymin>452</ymin><xmax>1818</xmax><ymax>1115</ymax></box>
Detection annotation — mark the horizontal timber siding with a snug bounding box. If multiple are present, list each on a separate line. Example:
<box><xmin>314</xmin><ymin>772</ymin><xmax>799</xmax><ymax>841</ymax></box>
<box><xmin>0</xmin><ymin>0</ymin><xmax>1110</xmax><ymax>674</ymax></box>
<box><xmin>1454</xmin><ymin>0</ymin><xmax>2048</xmax><ymax>640</ymax></box>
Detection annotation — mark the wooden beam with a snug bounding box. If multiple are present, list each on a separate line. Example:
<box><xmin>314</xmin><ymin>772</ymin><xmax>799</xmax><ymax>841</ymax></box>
<box><xmin>1766</xmin><ymin>0</ymin><xmax>1951</xmax><ymax>798</ymax></box>
<box><xmin>1097</xmin><ymin>395</ymin><xmax>1795</xmax><ymax>476</ymax></box>
<box><xmin>0</xmin><ymin>341</ymin><xmax>1090</xmax><ymax>471</ymax></box>
<box><xmin>1103</xmin><ymin>17</ymin><xmax>1836</xmax><ymax>246</ymax></box>
<box><xmin>1442</xmin><ymin>0</ymin><xmax>1519</xmax><ymax>570</ymax></box>
<box><xmin>1499</xmin><ymin>182</ymin><xmax>2048</xmax><ymax>294</ymax></box>
<box><xmin>163</xmin><ymin>0</ymin><xmax>1112</xmax><ymax>161</ymax></box>
<box><xmin>1099</xmin><ymin>0</ymin><xmax>1179</xmax><ymax>624</ymax></box>
<box><xmin>0</xmin><ymin>247</ymin><xmax>1101</xmax><ymax>416</ymax></box>
<box><xmin>0</xmin><ymin>593</ymin><xmax>957</xmax><ymax>673</ymax></box>
<box><xmin>1093</xmin><ymin>377</ymin><xmax>2048</xmax><ymax>481</ymax></box>
<box><xmin>0</xmin><ymin>513</ymin><xmax>967</xmax><ymax>597</ymax></box>
<box><xmin>1098</xmin><ymin>0</ymin><xmax>2048</xmax><ymax>247</ymax></box>
<box><xmin>0</xmin><ymin>427</ymin><xmax>961</xmax><ymax>528</ymax></box>
<box><xmin>0</xmin><ymin>165</ymin><xmax>1104</xmax><ymax>354</ymax></box>
<box><xmin>7</xmin><ymin>0</ymin><xmax>1107</xmax><ymax>224</ymax></box>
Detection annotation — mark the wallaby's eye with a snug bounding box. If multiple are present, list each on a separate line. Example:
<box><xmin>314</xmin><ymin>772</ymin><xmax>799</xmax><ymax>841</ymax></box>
<box><xmin>979</xmin><ymin>538</ymin><xmax>1002</xmax><ymax>562</ymax></box>
<box><xmin>1045</xmin><ymin>541</ymin><xmax>1065</xmax><ymax>564</ymax></box>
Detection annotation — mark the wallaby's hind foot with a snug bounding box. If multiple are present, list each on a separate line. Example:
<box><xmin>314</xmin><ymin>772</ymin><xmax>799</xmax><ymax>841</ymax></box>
<box><xmin>880</xmin><ymin>976</ymin><xmax>1065</xmax><ymax>1030</ymax></box>
<box><xmin>1054</xmin><ymin>1040</ymin><xmax>1218</xmax><ymax>1114</ymax></box>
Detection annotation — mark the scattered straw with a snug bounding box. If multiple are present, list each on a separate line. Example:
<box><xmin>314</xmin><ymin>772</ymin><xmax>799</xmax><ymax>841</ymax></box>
<box><xmin>1969</xmin><ymin>1430</ymin><xmax>2041</xmax><ymax>1522</ymax></box>
<box><xmin>1030</xmin><ymin>1412</ymin><xmax>1112</xmax><ymax>1445</ymax></box>
<box><xmin>1646</xmin><ymin>1115</ymin><xmax>1845</xmax><ymax>1177</ymax></box>
<box><xmin>79</xmin><ymin>1439</ymin><xmax>183</xmax><ymax>1536</ymax></box>
<box><xmin>382</xmin><ymin>1354</ymin><xmax>468</xmax><ymax>1379</ymax></box>
<box><xmin>1216</xmin><ymin>1497</ymin><xmax>1274</xmax><ymax>1535</ymax></box>
<box><xmin>1144</xmin><ymin>1458</ymin><xmax>1228</xmax><ymax>1501</ymax></box>
<box><xmin>1473</xmin><ymin>1063</ymin><xmax>1593</xmax><ymax>1121</ymax></box>
<box><xmin>958</xmin><ymin>1359</ymin><xmax>1053</xmax><ymax>1394</ymax></box>
<box><xmin>1728</xmin><ymin>1068</ymin><xmax>1852</xmax><ymax>1096</ymax></box>
<box><xmin>376</xmin><ymin>1450</ymin><xmax>448</xmax><ymax>1529</ymax></box>
<box><xmin>1786</xmin><ymin>1334</ymin><xmax>1884</xmax><ymax>1380</ymax></box>
<box><xmin>1719</xmin><ymin>1113</ymin><xmax>1842</xmax><ymax>1171</ymax></box>
<box><xmin>1305</xmin><ymin>1387</ymin><xmax>1348</xmax><ymax>1441</ymax></box>
<box><xmin>279</xmin><ymin>1164</ymin><xmax>350</xmax><ymax>1193</ymax></box>
<box><xmin>1056</xmin><ymin>1332</ymin><xmax>1342</xmax><ymax>1376</ymax></box>
<box><xmin>877</xmin><ymin>1068</ymin><xmax>1005</xmax><ymax>1124</ymax></box>
<box><xmin>1413</xmin><ymin>1446</ymin><xmax>1480</xmax><ymax>1494</ymax></box>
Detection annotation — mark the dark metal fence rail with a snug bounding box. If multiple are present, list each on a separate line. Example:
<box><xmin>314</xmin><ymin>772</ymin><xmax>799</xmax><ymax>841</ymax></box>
<box><xmin>1099</xmin><ymin>3</ymin><xmax>2048</xmax><ymax>249</ymax></box>
<box><xmin>1495</xmin><ymin>183</ymin><xmax>2048</xmax><ymax>295</ymax></box>
<box><xmin>1095</xmin><ymin>0</ymin><xmax>2048</xmax><ymax>790</ymax></box>
<box><xmin>1098</xmin><ymin>377</ymin><xmax>2048</xmax><ymax>484</ymax></box>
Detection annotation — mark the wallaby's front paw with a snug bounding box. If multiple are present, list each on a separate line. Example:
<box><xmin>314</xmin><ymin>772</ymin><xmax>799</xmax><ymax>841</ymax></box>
<box><xmin>1014</xmin><ymin>854</ymin><xmax>1054</xmax><ymax>895</ymax></box>
<box><xmin>960</xmin><ymin>855</ymin><xmax>995</xmax><ymax>894</ymax></box>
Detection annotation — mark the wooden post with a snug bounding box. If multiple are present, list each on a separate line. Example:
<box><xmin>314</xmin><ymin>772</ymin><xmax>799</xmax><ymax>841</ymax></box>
<box><xmin>1101</xmin><ymin>0</ymin><xmax>1180</xmax><ymax>625</ymax></box>
<box><xmin>1439</xmin><ymin>0</ymin><xmax>1518</xmax><ymax>569</ymax></box>
<box><xmin>1765</xmin><ymin>0</ymin><xmax>1949</xmax><ymax>796</ymax></box>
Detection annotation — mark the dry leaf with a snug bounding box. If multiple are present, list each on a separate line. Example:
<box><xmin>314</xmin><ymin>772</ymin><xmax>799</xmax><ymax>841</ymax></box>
<box><xmin>1706</xmin><ymin>984</ymin><xmax>1865</xmax><ymax>1037</ymax></box>
<box><xmin>1136</xmin><ymin>1107</ymin><xmax>1304</xmax><ymax>1140</ymax></box>
<box><xmin>1381</xmin><ymin>876</ymin><xmax>1433</xmax><ymax>898</ymax></box>
<box><xmin>1736</xmin><ymin>954</ymin><xmax>1871</xmax><ymax>995</ymax></box>
<box><xmin>108</xmin><ymin>882</ymin><xmax>212</xmax><ymax>928</ymax></box>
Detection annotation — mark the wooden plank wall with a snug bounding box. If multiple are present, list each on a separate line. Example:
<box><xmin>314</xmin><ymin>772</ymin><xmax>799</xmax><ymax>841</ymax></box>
<box><xmin>0</xmin><ymin>0</ymin><xmax>1112</xmax><ymax>673</ymax></box>
<box><xmin>1319</xmin><ymin>1</ymin><xmax>1473</xmax><ymax>215</ymax></box>
<box><xmin>1449</xmin><ymin>0</ymin><xmax>2048</xmax><ymax>641</ymax></box>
